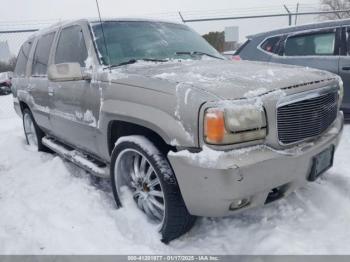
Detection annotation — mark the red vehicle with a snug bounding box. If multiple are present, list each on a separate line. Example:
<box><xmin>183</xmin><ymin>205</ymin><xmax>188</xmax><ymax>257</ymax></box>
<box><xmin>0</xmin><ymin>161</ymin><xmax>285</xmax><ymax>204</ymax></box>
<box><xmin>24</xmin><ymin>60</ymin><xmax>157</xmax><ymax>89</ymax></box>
<box><xmin>0</xmin><ymin>71</ymin><xmax>12</xmax><ymax>95</ymax></box>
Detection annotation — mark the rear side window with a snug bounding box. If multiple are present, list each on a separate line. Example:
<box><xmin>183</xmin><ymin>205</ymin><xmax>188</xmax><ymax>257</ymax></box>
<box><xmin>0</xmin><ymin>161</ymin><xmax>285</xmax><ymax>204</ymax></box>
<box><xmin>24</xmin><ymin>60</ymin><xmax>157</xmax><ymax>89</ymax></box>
<box><xmin>14</xmin><ymin>40</ymin><xmax>32</xmax><ymax>76</ymax></box>
<box><xmin>235</xmin><ymin>39</ymin><xmax>250</xmax><ymax>55</ymax></box>
<box><xmin>260</xmin><ymin>36</ymin><xmax>282</xmax><ymax>54</ymax></box>
<box><xmin>55</xmin><ymin>25</ymin><xmax>88</xmax><ymax>67</ymax></box>
<box><xmin>284</xmin><ymin>32</ymin><xmax>336</xmax><ymax>56</ymax></box>
<box><xmin>32</xmin><ymin>32</ymin><xmax>55</xmax><ymax>76</ymax></box>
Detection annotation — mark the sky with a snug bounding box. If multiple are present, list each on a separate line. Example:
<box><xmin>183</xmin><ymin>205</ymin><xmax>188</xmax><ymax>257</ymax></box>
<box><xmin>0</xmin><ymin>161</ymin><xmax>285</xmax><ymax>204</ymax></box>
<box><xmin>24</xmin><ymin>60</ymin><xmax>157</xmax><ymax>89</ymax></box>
<box><xmin>0</xmin><ymin>0</ymin><xmax>321</xmax><ymax>53</ymax></box>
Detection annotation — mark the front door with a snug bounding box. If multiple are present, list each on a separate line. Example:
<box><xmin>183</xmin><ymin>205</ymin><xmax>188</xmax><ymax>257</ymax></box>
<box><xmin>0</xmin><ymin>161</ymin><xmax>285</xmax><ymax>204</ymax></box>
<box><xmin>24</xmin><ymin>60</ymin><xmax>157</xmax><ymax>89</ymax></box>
<box><xmin>49</xmin><ymin>24</ymin><xmax>101</xmax><ymax>154</ymax></box>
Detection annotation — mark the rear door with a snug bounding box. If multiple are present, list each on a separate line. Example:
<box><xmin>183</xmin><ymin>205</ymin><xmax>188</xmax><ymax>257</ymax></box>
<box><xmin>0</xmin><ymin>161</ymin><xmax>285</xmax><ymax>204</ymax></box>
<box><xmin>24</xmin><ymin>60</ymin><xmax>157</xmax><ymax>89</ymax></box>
<box><xmin>49</xmin><ymin>23</ymin><xmax>100</xmax><ymax>154</ymax></box>
<box><xmin>12</xmin><ymin>39</ymin><xmax>33</xmax><ymax>106</ymax></box>
<box><xmin>270</xmin><ymin>27</ymin><xmax>341</xmax><ymax>75</ymax></box>
<box><xmin>29</xmin><ymin>32</ymin><xmax>56</xmax><ymax>131</ymax></box>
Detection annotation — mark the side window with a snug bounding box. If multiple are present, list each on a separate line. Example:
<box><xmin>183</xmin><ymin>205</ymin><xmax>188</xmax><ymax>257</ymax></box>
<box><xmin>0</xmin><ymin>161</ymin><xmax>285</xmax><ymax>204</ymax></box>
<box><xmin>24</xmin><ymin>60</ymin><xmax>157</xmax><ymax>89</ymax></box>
<box><xmin>14</xmin><ymin>40</ymin><xmax>32</xmax><ymax>76</ymax></box>
<box><xmin>32</xmin><ymin>32</ymin><xmax>55</xmax><ymax>76</ymax></box>
<box><xmin>284</xmin><ymin>31</ymin><xmax>336</xmax><ymax>56</ymax></box>
<box><xmin>55</xmin><ymin>25</ymin><xmax>88</xmax><ymax>67</ymax></box>
<box><xmin>346</xmin><ymin>28</ymin><xmax>350</xmax><ymax>55</ymax></box>
<box><xmin>260</xmin><ymin>36</ymin><xmax>282</xmax><ymax>54</ymax></box>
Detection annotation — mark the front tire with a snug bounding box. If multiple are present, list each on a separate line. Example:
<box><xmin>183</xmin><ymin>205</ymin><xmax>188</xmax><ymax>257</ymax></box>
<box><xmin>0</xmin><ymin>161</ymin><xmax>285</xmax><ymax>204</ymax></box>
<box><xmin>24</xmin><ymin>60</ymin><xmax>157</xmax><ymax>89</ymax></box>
<box><xmin>110</xmin><ymin>135</ymin><xmax>196</xmax><ymax>243</ymax></box>
<box><xmin>22</xmin><ymin>108</ymin><xmax>48</xmax><ymax>152</ymax></box>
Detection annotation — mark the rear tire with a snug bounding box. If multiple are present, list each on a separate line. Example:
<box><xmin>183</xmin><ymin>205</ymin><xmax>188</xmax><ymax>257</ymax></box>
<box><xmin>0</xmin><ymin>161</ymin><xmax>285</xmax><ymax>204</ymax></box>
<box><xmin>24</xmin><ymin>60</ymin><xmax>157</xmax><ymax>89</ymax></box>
<box><xmin>22</xmin><ymin>108</ymin><xmax>49</xmax><ymax>152</ymax></box>
<box><xmin>110</xmin><ymin>135</ymin><xmax>196</xmax><ymax>243</ymax></box>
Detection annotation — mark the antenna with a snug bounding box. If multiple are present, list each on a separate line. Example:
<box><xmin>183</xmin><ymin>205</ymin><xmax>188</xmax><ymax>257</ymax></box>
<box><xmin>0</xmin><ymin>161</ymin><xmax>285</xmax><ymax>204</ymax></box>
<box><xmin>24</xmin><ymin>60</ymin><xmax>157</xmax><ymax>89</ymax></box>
<box><xmin>95</xmin><ymin>0</ymin><xmax>111</xmax><ymax>70</ymax></box>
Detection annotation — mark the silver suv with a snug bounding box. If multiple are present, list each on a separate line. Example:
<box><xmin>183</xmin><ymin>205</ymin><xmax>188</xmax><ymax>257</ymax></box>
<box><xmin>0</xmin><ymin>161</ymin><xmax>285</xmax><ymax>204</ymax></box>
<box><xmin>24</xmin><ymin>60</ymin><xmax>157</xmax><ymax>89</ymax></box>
<box><xmin>12</xmin><ymin>19</ymin><xmax>344</xmax><ymax>243</ymax></box>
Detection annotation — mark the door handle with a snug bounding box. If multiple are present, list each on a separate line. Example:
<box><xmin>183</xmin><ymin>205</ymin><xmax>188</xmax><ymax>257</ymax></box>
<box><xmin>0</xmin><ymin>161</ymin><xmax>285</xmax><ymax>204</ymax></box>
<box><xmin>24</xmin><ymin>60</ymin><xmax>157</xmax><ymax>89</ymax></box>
<box><xmin>342</xmin><ymin>66</ymin><xmax>350</xmax><ymax>71</ymax></box>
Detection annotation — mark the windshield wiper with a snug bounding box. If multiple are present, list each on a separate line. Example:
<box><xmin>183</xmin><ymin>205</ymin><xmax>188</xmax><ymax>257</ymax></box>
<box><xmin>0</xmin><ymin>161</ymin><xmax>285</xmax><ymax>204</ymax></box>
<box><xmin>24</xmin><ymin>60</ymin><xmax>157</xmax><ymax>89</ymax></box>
<box><xmin>108</xmin><ymin>58</ymin><xmax>168</xmax><ymax>69</ymax></box>
<box><xmin>109</xmin><ymin>59</ymin><xmax>137</xmax><ymax>68</ymax></box>
<box><xmin>141</xmin><ymin>58</ymin><xmax>168</xmax><ymax>62</ymax></box>
<box><xmin>175</xmin><ymin>51</ymin><xmax>224</xmax><ymax>60</ymax></box>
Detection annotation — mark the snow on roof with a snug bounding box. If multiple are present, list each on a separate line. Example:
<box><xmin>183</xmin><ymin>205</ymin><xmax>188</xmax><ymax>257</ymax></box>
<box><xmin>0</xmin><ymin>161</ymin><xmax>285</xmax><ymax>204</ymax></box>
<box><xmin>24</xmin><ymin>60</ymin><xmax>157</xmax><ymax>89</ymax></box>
<box><xmin>28</xmin><ymin>17</ymin><xmax>183</xmax><ymax>40</ymax></box>
<box><xmin>33</xmin><ymin>17</ymin><xmax>182</xmax><ymax>35</ymax></box>
<box><xmin>87</xmin><ymin>17</ymin><xmax>182</xmax><ymax>24</ymax></box>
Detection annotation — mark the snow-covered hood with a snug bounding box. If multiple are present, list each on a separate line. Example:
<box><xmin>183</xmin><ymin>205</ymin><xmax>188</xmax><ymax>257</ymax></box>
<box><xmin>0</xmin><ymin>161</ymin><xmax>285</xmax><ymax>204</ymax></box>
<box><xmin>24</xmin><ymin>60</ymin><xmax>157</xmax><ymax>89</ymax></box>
<box><xmin>109</xmin><ymin>59</ymin><xmax>336</xmax><ymax>100</ymax></box>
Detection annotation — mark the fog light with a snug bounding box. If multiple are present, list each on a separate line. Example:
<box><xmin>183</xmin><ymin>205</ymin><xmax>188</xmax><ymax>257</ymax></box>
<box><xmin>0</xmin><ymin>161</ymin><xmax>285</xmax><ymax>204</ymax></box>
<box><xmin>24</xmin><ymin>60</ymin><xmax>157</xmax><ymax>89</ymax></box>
<box><xmin>229</xmin><ymin>198</ymin><xmax>250</xmax><ymax>210</ymax></box>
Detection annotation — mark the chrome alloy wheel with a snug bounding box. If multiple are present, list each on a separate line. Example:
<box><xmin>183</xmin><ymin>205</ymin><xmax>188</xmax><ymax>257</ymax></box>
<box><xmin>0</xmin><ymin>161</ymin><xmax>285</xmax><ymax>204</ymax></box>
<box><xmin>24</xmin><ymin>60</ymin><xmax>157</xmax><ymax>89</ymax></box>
<box><xmin>23</xmin><ymin>112</ymin><xmax>38</xmax><ymax>147</ymax></box>
<box><xmin>114</xmin><ymin>149</ymin><xmax>165</xmax><ymax>225</ymax></box>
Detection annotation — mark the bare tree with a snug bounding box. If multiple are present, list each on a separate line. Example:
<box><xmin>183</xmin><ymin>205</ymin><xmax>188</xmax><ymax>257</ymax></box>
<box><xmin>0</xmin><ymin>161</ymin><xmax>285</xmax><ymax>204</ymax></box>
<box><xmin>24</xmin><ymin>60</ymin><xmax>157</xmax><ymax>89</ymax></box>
<box><xmin>320</xmin><ymin>0</ymin><xmax>350</xmax><ymax>20</ymax></box>
<box><xmin>0</xmin><ymin>56</ymin><xmax>16</xmax><ymax>73</ymax></box>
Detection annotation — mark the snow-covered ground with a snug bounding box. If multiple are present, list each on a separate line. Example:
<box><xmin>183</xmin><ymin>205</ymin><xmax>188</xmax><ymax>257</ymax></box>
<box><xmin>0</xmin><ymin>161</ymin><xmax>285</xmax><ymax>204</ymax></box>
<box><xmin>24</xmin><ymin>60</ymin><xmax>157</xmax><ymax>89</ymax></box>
<box><xmin>0</xmin><ymin>93</ymin><xmax>350</xmax><ymax>255</ymax></box>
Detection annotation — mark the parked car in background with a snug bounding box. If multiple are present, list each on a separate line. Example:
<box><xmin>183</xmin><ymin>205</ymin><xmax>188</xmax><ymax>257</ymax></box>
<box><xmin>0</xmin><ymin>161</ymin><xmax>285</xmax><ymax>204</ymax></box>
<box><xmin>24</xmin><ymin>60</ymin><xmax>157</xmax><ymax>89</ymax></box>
<box><xmin>12</xmin><ymin>18</ymin><xmax>344</xmax><ymax>243</ymax></box>
<box><xmin>235</xmin><ymin>19</ymin><xmax>350</xmax><ymax>121</ymax></box>
<box><xmin>0</xmin><ymin>71</ymin><xmax>12</xmax><ymax>95</ymax></box>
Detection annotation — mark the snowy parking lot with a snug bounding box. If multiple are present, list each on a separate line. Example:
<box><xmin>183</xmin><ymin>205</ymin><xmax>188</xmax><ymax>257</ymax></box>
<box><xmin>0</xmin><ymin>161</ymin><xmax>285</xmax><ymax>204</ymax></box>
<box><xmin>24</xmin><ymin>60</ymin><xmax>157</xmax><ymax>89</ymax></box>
<box><xmin>0</xmin><ymin>93</ymin><xmax>350</xmax><ymax>255</ymax></box>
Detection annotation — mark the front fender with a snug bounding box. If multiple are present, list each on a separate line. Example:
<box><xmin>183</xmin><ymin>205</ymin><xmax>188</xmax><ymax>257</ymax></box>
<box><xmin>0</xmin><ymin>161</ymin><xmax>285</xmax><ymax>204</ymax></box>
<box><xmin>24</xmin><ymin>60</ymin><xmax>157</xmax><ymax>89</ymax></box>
<box><xmin>95</xmin><ymin>77</ymin><xmax>217</xmax><ymax>160</ymax></box>
<box><xmin>100</xmin><ymin>99</ymin><xmax>195</xmax><ymax>147</ymax></box>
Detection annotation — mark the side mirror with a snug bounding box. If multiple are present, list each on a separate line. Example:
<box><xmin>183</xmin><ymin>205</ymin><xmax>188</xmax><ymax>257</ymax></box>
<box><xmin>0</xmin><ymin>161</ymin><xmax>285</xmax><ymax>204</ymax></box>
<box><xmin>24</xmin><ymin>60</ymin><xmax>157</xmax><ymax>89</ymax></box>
<box><xmin>48</xmin><ymin>63</ymin><xmax>91</xmax><ymax>82</ymax></box>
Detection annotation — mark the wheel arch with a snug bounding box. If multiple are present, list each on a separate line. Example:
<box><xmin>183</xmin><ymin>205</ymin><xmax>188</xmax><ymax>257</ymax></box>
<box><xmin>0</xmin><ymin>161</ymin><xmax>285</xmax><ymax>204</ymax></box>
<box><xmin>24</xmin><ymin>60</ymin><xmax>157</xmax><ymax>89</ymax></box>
<box><xmin>107</xmin><ymin>120</ymin><xmax>176</xmax><ymax>156</ymax></box>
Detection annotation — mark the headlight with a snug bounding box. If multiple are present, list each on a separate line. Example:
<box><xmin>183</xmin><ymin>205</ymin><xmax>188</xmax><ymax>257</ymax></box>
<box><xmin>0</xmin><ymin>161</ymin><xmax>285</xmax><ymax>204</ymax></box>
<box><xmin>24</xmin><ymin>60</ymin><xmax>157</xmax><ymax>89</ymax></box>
<box><xmin>204</xmin><ymin>102</ymin><xmax>267</xmax><ymax>145</ymax></box>
<box><xmin>338</xmin><ymin>77</ymin><xmax>344</xmax><ymax>104</ymax></box>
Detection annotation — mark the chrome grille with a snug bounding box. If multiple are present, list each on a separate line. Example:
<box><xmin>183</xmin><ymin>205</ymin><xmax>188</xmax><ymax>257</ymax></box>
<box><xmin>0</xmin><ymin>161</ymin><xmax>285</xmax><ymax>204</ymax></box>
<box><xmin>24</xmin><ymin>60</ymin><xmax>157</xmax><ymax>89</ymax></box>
<box><xmin>277</xmin><ymin>91</ymin><xmax>338</xmax><ymax>144</ymax></box>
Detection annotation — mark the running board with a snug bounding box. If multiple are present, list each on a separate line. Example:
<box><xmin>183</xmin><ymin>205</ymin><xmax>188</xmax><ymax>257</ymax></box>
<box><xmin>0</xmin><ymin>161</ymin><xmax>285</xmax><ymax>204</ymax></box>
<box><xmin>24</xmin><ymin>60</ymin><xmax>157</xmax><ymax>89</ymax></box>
<box><xmin>42</xmin><ymin>137</ymin><xmax>110</xmax><ymax>178</ymax></box>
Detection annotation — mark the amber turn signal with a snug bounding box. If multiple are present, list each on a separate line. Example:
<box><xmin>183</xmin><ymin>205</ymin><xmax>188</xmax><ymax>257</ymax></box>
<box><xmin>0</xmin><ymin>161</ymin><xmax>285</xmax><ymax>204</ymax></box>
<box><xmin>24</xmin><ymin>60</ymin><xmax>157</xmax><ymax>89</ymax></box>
<box><xmin>204</xmin><ymin>109</ymin><xmax>225</xmax><ymax>144</ymax></box>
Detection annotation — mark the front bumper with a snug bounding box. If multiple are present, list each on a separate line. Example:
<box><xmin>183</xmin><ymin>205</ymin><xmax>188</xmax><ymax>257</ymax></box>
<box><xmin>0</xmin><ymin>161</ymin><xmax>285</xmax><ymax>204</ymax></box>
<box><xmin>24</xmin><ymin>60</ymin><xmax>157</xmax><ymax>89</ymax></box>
<box><xmin>168</xmin><ymin>113</ymin><xmax>344</xmax><ymax>217</ymax></box>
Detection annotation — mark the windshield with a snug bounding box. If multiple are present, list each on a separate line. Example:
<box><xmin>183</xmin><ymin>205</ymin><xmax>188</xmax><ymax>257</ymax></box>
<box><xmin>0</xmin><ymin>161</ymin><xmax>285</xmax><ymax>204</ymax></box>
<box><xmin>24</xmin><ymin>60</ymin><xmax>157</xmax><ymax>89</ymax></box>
<box><xmin>90</xmin><ymin>21</ymin><xmax>223</xmax><ymax>66</ymax></box>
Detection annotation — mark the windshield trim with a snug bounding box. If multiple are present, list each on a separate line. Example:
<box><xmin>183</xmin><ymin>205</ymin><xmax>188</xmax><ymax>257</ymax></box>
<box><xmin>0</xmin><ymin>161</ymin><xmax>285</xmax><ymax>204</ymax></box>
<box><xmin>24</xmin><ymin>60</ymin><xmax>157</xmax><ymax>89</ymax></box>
<box><xmin>88</xmin><ymin>23</ymin><xmax>104</xmax><ymax>66</ymax></box>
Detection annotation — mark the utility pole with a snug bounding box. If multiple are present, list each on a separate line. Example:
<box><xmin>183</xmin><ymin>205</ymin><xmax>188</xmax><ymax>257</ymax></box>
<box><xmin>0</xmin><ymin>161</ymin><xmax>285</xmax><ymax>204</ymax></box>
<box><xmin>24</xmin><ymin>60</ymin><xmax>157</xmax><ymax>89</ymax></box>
<box><xmin>295</xmin><ymin>3</ymin><xmax>300</xmax><ymax>25</ymax></box>
<box><xmin>284</xmin><ymin>5</ymin><xmax>292</xmax><ymax>26</ymax></box>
